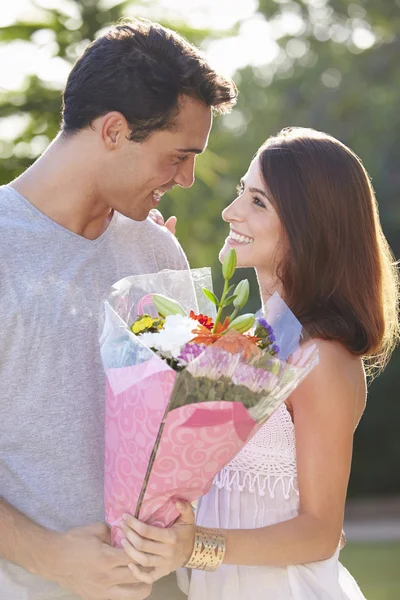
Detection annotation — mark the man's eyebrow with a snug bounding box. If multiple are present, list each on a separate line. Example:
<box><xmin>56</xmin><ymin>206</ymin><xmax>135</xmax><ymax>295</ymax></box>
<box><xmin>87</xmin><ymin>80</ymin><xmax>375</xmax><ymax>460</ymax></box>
<box><xmin>175</xmin><ymin>147</ymin><xmax>204</xmax><ymax>154</ymax></box>
<box><xmin>240</xmin><ymin>178</ymin><xmax>269</xmax><ymax>199</ymax></box>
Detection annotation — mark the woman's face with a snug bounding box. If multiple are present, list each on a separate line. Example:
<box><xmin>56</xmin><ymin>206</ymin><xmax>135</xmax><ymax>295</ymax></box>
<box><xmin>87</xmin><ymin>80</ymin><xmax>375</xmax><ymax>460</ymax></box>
<box><xmin>219</xmin><ymin>156</ymin><xmax>286</xmax><ymax>278</ymax></box>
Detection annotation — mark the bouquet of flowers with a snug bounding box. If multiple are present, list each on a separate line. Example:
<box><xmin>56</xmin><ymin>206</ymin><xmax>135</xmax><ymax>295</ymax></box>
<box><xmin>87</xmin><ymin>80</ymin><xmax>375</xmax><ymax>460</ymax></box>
<box><xmin>100</xmin><ymin>250</ymin><xmax>318</xmax><ymax>546</ymax></box>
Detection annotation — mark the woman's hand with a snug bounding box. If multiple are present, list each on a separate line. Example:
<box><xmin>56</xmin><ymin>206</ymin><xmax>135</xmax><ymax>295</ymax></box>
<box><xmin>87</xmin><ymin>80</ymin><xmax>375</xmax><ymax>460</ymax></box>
<box><xmin>149</xmin><ymin>209</ymin><xmax>177</xmax><ymax>236</ymax></box>
<box><xmin>120</xmin><ymin>502</ymin><xmax>195</xmax><ymax>584</ymax></box>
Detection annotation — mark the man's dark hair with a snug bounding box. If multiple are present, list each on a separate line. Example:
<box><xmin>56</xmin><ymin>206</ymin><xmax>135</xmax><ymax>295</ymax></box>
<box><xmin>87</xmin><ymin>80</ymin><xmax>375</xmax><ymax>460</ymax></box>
<box><xmin>61</xmin><ymin>18</ymin><xmax>237</xmax><ymax>142</ymax></box>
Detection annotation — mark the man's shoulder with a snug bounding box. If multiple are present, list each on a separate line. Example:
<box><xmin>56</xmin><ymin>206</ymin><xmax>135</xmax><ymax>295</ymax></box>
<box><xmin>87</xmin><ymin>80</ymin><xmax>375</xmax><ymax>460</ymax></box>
<box><xmin>0</xmin><ymin>185</ymin><xmax>25</xmax><ymax>229</ymax></box>
<box><xmin>0</xmin><ymin>185</ymin><xmax>16</xmax><ymax>207</ymax></box>
<box><xmin>115</xmin><ymin>213</ymin><xmax>189</xmax><ymax>269</ymax></box>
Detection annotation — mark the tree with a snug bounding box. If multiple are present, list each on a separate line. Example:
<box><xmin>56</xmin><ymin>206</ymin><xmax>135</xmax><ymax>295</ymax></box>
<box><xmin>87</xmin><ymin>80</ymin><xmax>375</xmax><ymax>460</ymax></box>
<box><xmin>0</xmin><ymin>0</ymin><xmax>399</xmax><ymax>496</ymax></box>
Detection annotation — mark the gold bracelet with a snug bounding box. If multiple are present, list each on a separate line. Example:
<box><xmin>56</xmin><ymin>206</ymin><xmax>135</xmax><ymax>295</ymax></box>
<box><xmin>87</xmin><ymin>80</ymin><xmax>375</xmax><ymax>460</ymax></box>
<box><xmin>184</xmin><ymin>526</ymin><xmax>226</xmax><ymax>571</ymax></box>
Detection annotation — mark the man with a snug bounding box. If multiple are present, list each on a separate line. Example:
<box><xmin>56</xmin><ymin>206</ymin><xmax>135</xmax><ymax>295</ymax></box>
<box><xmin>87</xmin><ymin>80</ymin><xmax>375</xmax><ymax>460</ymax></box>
<box><xmin>0</xmin><ymin>18</ymin><xmax>237</xmax><ymax>600</ymax></box>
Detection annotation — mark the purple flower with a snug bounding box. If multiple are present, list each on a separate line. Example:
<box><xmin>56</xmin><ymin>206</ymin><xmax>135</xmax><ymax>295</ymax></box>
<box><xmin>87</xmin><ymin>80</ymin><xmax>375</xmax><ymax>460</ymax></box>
<box><xmin>257</xmin><ymin>318</ymin><xmax>276</xmax><ymax>342</ymax></box>
<box><xmin>272</xmin><ymin>344</ymin><xmax>280</xmax><ymax>355</ymax></box>
<box><xmin>177</xmin><ymin>342</ymin><xmax>206</xmax><ymax>366</ymax></box>
<box><xmin>257</xmin><ymin>317</ymin><xmax>269</xmax><ymax>330</ymax></box>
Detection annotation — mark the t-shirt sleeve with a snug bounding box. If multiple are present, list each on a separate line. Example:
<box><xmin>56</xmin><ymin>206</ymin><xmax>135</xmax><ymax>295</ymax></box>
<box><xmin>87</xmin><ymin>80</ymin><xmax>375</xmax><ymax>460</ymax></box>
<box><xmin>144</xmin><ymin>218</ymin><xmax>189</xmax><ymax>271</ymax></box>
<box><xmin>165</xmin><ymin>232</ymin><xmax>190</xmax><ymax>271</ymax></box>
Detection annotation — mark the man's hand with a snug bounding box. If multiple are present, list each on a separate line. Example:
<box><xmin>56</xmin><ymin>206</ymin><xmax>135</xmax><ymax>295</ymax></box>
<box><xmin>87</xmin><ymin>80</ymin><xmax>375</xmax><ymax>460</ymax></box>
<box><xmin>149</xmin><ymin>209</ymin><xmax>177</xmax><ymax>236</ymax></box>
<box><xmin>44</xmin><ymin>522</ymin><xmax>152</xmax><ymax>600</ymax></box>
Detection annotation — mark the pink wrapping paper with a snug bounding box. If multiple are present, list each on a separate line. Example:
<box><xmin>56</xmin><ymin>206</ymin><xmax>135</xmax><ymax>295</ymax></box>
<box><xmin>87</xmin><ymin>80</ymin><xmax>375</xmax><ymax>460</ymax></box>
<box><xmin>104</xmin><ymin>360</ymin><xmax>260</xmax><ymax>546</ymax></box>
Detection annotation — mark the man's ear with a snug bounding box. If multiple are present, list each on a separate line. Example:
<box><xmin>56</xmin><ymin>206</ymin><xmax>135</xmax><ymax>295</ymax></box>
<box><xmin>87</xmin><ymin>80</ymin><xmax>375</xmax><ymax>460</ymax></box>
<box><xmin>99</xmin><ymin>112</ymin><xmax>129</xmax><ymax>149</ymax></box>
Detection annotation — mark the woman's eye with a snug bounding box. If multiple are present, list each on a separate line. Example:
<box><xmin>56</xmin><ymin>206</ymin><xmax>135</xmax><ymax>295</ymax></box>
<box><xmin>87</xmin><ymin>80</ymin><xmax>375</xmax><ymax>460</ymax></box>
<box><xmin>253</xmin><ymin>196</ymin><xmax>266</xmax><ymax>209</ymax></box>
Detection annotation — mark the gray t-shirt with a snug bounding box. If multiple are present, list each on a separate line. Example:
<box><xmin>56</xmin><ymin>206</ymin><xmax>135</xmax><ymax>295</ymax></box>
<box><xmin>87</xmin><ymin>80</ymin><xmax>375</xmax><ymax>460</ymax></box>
<box><xmin>0</xmin><ymin>185</ymin><xmax>188</xmax><ymax>599</ymax></box>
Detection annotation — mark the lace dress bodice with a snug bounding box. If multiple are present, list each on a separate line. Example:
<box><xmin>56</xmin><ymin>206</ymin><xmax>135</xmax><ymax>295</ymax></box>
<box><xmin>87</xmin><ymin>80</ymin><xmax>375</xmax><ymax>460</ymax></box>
<box><xmin>214</xmin><ymin>402</ymin><xmax>298</xmax><ymax>499</ymax></box>
<box><xmin>179</xmin><ymin>402</ymin><xmax>366</xmax><ymax>599</ymax></box>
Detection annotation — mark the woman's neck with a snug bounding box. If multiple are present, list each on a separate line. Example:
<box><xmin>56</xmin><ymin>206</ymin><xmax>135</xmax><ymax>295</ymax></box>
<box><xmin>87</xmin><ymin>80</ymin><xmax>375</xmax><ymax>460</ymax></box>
<box><xmin>255</xmin><ymin>269</ymin><xmax>285</xmax><ymax>306</ymax></box>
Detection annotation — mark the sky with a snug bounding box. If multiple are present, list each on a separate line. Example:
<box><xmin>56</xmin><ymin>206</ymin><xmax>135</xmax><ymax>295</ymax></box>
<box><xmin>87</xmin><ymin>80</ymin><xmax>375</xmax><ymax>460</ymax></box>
<box><xmin>0</xmin><ymin>0</ymin><xmax>272</xmax><ymax>91</ymax></box>
<box><xmin>0</xmin><ymin>0</ymin><xmax>377</xmax><ymax>141</ymax></box>
<box><xmin>0</xmin><ymin>0</ymin><xmax>376</xmax><ymax>89</ymax></box>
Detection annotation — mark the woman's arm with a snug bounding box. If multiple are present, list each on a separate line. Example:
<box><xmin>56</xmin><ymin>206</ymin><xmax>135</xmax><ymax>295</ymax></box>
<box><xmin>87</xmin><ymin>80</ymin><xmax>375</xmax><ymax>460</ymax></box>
<box><xmin>223</xmin><ymin>340</ymin><xmax>365</xmax><ymax>566</ymax></box>
<box><xmin>121</xmin><ymin>340</ymin><xmax>366</xmax><ymax>581</ymax></box>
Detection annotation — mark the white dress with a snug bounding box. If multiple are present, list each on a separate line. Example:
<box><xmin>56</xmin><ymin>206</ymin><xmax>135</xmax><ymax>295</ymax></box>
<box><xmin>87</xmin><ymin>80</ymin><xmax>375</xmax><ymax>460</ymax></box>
<box><xmin>177</xmin><ymin>404</ymin><xmax>366</xmax><ymax>600</ymax></box>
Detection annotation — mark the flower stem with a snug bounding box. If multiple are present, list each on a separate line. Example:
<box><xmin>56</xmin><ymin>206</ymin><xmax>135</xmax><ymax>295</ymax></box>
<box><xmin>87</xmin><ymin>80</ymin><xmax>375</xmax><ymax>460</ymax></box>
<box><xmin>229</xmin><ymin>307</ymin><xmax>239</xmax><ymax>323</ymax></box>
<box><xmin>212</xmin><ymin>278</ymin><xmax>230</xmax><ymax>334</ymax></box>
<box><xmin>134</xmin><ymin>405</ymin><xmax>169</xmax><ymax>519</ymax></box>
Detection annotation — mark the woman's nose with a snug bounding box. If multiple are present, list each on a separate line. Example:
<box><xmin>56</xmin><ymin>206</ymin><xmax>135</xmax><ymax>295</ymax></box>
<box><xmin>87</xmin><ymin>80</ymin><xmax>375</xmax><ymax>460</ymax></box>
<box><xmin>222</xmin><ymin>197</ymin><xmax>244</xmax><ymax>223</ymax></box>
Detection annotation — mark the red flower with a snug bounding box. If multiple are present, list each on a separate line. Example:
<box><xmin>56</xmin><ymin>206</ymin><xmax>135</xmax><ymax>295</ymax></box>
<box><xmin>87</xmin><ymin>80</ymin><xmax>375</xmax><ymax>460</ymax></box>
<box><xmin>189</xmin><ymin>310</ymin><xmax>214</xmax><ymax>331</ymax></box>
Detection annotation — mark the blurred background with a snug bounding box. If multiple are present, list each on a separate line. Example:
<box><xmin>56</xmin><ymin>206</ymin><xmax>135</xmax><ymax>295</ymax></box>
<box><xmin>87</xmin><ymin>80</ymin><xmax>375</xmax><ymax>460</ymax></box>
<box><xmin>1</xmin><ymin>1</ymin><xmax>399</xmax><ymax>597</ymax></box>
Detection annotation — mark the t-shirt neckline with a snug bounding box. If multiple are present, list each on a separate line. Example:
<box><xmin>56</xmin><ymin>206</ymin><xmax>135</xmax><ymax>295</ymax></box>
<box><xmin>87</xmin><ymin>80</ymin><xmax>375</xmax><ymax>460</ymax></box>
<box><xmin>5</xmin><ymin>185</ymin><xmax>118</xmax><ymax>247</ymax></box>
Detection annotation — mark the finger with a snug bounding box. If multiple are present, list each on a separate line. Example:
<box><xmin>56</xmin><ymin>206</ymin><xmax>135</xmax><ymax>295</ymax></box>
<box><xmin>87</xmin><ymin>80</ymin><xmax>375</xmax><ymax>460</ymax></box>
<box><xmin>121</xmin><ymin>538</ymin><xmax>162</xmax><ymax>568</ymax></box>
<box><xmin>149</xmin><ymin>209</ymin><xmax>164</xmax><ymax>225</ymax></box>
<box><xmin>175</xmin><ymin>501</ymin><xmax>195</xmax><ymax>525</ymax></box>
<box><xmin>339</xmin><ymin>530</ymin><xmax>347</xmax><ymax>550</ymax></box>
<box><xmin>164</xmin><ymin>216</ymin><xmax>177</xmax><ymax>235</ymax></box>
<box><xmin>128</xmin><ymin>563</ymin><xmax>156</xmax><ymax>585</ymax></box>
<box><xmin>112</xmin><ymin>565</ymin><xmax>141</xmax><ymax>585</ymax></box>
<box><xmin>90</xmin><ymin>522</ymin><xmax>111</xmax><ymax>539</ymax></box>
<box><xmin>130</xmin><ymin>564</ymin><xmax>168</xmax><ymax>585</ymax></box>
<box><xmin>101</xmin><ymin>543</ymin><xmax>136</xmax><ymax>568</ymax></box>
<box><xmin>121</xmin><ymin>525</ymin><xmax>169</xmax><ymax>558</ymax></box>
<box><xmin>123</xmin><ymin>515</ymin><xmax>175</xmax><ymax>545</ymax></box>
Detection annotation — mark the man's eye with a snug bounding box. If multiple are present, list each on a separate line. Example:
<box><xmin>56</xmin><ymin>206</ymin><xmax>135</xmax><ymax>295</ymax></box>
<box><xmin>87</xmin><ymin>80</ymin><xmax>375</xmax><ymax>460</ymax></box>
<box><xmin>175</xmin><ymin>155</ymin><xmax>189</xmax><ymax>163</ymax></box>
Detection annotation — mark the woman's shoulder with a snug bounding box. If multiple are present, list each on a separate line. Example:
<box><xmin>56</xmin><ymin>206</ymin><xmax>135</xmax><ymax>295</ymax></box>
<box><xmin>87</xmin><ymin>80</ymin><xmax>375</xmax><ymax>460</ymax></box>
<box><xmin>289</xmin><ymin>338</ymin><xmax>366</xmax><ymax>427</ymax></box>
<box><xmin>313</xmin><ymin>338</ymin><xmax>363</xmax><ymax>367</ymax></box>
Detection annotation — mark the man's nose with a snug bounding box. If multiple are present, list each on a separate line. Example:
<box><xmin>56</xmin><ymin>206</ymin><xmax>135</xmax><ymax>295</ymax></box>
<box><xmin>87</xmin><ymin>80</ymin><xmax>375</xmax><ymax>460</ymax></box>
<box><xmin>174</xmin><ymin>157</ymin><xmax>195</xmax><ymax>189</ymax></box>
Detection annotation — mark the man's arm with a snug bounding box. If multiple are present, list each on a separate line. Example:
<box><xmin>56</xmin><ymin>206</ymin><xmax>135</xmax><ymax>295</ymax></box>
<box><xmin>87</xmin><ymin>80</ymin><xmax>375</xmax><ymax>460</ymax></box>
<box><xmin>0</xmin><ymin>497</ymin><xmax>152</xmax><ymax>600</ymax></box>
<box><xmin>0</xmin><ymin>497</ymin><xmax>60</xmax><ymax>577</ymax></box>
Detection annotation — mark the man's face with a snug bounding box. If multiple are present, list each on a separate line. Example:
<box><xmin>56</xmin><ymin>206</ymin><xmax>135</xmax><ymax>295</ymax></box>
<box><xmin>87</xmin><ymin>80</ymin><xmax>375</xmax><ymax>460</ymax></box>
<box><xmin>98</xmin><ymin>95</ymin><xmax>213</xmax><ymax>221</ymax></box>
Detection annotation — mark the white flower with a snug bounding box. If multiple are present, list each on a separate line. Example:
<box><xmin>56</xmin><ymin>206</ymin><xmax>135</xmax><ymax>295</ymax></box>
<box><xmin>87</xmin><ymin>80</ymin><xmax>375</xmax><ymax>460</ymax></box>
<box><xmin>138</xmin><ymin>314</ymin><xmax>199</xmax><ymax>359</ymax></box>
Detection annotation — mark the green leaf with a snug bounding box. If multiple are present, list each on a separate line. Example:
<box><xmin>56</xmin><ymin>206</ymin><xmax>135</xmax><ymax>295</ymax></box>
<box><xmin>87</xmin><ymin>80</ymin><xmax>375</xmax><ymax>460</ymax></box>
<box><xmin>222</xmin><ymin>295</ymin><xmax>238</xmax><ymax>306</ymax></box>
<box><xmin>202</xmin><ymin>288</ymin><xmax>219</xmax><ymax>306</ymax></box>
<box><xmin>152</xmin><ymin>294</ymin><xmax>186</xmax><ymax>317</ymax></box>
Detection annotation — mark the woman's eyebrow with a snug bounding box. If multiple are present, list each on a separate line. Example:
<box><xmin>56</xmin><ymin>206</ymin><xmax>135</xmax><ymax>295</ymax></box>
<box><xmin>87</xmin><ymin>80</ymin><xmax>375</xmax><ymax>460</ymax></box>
<box><xmin>240</xmin><ymin>179</ymin><xmax>269</xmax><ymax>199</ymax></box>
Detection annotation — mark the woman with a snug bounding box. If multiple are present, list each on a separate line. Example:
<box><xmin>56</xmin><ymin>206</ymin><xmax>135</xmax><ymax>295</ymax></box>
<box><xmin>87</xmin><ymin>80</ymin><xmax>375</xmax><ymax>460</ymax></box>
<box><xmin>119</xmin><ymin>127</ymin><xmax>399</xmax><ymax>599</ymax></box>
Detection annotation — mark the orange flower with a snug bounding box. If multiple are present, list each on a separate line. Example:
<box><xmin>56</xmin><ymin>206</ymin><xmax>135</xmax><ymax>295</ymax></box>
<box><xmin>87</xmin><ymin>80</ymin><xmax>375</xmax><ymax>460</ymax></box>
<box><xmin>191</xmin><ymin>317</ymin><xmax>230</xmax><ymax>345</ymax></box>
<box><xmin>214</xmin><ymin>332</ymin><xmax>262</xmax><ymax>360</ymax></box>
<box><xmin>189</xmin><ymin>310</ymin><xmax>214</xmax><ymax>331</ymax></box>
<box><xmin>190</xmin><ymin>318</ymin><xmax>261</xmax><ymax>359</ymax></box>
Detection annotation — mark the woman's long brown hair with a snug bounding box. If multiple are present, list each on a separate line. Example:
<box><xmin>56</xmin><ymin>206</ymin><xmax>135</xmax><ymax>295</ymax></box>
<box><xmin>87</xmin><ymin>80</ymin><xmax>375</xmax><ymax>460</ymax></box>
<box><xmin>258</xmin><ymin>127</ymin><xmax>399</xmax><ymax>376</ymax></box>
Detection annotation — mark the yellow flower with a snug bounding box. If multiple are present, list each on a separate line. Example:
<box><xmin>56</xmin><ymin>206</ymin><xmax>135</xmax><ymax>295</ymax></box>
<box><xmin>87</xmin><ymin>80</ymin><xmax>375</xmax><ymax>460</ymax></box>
<box><xmin>131</xmin><ymin>315</ymin><xmax>156</xmax><ymax>334</ymax></box>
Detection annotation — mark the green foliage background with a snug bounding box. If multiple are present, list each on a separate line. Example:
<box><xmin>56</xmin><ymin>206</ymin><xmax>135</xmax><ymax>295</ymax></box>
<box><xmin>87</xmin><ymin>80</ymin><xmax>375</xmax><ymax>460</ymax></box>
<box><xmin>1</xmin><ymin>0</ymin><xmax>399</xmax><ymax>497</ymax></box>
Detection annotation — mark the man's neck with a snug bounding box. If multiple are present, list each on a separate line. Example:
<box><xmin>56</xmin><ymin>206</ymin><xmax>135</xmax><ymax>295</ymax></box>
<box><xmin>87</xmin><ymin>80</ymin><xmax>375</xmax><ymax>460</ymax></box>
<box><xmin>10</xmin><ymin>133</ymin><xmax>113</xmax><ymax>240</ymax></box>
